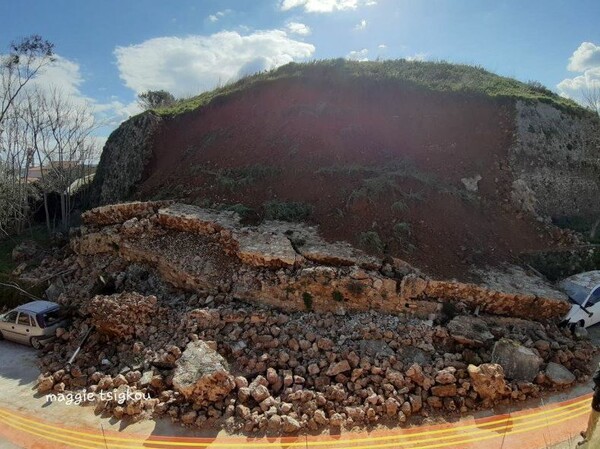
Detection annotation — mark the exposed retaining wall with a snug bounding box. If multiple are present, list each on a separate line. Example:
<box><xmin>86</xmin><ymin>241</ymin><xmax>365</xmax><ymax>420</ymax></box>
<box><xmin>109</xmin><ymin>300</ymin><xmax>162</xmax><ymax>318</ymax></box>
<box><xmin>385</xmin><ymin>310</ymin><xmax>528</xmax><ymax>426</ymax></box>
<box><xmin>71</xmin><ymin>202</ymin><xmax>570</xmax><ymax>321</ymax></box>
<box><xmin>510</xmin><ymin>101</ymin><xmax>600</xmax><ymax>220</ymax></box>
<box><xmin>399</xmin><ymin>275</ymin><xmax>571</xmax><ymax>320</ymax></box>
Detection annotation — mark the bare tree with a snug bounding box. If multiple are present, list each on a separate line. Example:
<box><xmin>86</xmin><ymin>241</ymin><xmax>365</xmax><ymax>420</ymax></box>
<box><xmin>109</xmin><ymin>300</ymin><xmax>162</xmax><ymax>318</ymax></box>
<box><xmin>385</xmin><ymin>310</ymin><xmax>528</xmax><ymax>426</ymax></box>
<box><xmin>0</xmin><ymin>35</ymin><xmax>54</xmax><ymax>130</ymax></box>
<box><xmin>24</xmin><ymin>88</ymin><xmax>99</xmax><ymax>231</ymax></box>
<box><xmin>0</xmin><ymin>97</ymin><xmax>37</xmax><ymax>234</ymax></box>
<box><xmin>0</xmin><ymin>35</ymin><xmax>54</xmax><ymax>234</ymax></box>
<box><xmin>581</xmin><ymin>83</ymin><xmax>600</xmax><ymax>117</ymax></box>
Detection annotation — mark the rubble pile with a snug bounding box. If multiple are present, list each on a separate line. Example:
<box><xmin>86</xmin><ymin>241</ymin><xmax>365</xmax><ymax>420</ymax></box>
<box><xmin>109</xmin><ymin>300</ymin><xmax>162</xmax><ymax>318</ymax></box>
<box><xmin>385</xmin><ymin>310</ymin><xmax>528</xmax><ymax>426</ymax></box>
<box><xmin>16</xmin><ymin>201</ymin><xmax>596</xmax><ymax>434</ymax></box>
<box><xmin>87</xmin><ymin>292</ymin><xmax>157</xmax><ymax>339</ymax></box>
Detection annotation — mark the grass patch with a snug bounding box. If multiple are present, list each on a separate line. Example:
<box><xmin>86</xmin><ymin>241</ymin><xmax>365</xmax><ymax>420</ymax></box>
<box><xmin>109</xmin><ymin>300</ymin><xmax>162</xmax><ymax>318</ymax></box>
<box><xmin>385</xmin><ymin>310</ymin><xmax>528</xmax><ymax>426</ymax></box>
<box><xmin>192</xmin><ymin>164</ymin><xmax>280</xmax><ymax>192</ymax></box>
<box><xmin>220</xmin><ymin>203</ymin><xmax>255</xmax><ymax>219</ymax></box>
<box><xmin>151</xmin><ymin>59</ymin><xmax>589</xmax><ymax>119</ymax></box>
<box><xmin>391</xmin><ymin>200</ymin><xmax>408</xmax><ymax>213</ymax></box>
<box><xmin>264</xmin><ymin>201</ymin><xmax>313</xmax><ymax>222</ymax></box>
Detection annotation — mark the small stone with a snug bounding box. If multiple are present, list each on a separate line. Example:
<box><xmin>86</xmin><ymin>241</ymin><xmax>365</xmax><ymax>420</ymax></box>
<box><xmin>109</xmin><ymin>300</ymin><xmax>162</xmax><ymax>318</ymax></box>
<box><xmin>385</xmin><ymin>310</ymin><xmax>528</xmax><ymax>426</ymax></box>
<box><xmin>326</xmin><ymin>360</ymin><xmax>351</xmax><ymax>376</ymax></box>
<box><xmin>181</xmin><ymin>410</ymin><xmax>197</xmax><ymax>425</ymax></box>
<box><xmin>268</xmin><ymin>414</ymin><xmax>282</xmax><ymax>432</ymax></box>
<box><xmin>314</xmin><ymin>409</ymin><xmax>328</xmax><ymax>425</ymax></box>
<box><xmin>282</xmin><ymin>416</ymin><xmax>301</xmax><ymax>433</ymax></box>
<box><xmin>329</xmin><ymin>413</ymin><xmax>344</xmax><ymax>427</ymax></box>
<box><xmin>308</xmin><ymin>363</ymin><xmax>320</xmax><ymax>375</ymax></box>
<box><xmin>252</xmin><ymin>385</ymin><xmax>270</xmax><ymax>403</ymax></box>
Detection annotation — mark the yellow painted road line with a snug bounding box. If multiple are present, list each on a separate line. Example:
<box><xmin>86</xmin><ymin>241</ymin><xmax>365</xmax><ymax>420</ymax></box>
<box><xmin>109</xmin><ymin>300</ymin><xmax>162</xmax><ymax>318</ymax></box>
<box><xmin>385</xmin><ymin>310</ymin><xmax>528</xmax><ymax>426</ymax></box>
<box><xmin>0</xmin><ymin>407</ymin><xmax>589</xmax><ymax>449</ymax></box>
<box><xmin>0</xmin><ymin>400</ymin><xmax>590</xmax><ymax>449</ymax></box>
<box><xmin>0</xmin><ymin>396</ymin><xmax>591</xmax><ymax>446</ymax></box>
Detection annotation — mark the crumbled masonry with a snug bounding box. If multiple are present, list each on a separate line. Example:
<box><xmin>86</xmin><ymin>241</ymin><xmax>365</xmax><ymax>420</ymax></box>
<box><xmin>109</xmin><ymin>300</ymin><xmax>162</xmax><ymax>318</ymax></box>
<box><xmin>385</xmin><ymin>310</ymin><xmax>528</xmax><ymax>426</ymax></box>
<box><xmin>20</xmin><ymin>201</ymin><xmax>595</xmax><ymax>434</ymax></box>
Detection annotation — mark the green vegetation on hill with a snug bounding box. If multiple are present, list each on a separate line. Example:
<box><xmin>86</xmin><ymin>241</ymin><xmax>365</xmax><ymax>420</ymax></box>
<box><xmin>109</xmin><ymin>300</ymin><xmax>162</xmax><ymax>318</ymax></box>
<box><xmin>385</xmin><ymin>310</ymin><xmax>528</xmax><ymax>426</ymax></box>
<box><xmin>153</xmin><ymin>59</ymin><xmax>587</xmax><ymax>117</ymax></box>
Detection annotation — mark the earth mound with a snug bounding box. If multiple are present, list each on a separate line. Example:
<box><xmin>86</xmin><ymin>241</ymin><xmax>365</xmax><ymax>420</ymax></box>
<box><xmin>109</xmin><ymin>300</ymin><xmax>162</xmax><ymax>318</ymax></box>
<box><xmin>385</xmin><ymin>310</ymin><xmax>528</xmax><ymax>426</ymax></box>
<box><xmin>90</xmin><ymin>60</ymin><xmax>600</xmax><ymax>280</ymax></box>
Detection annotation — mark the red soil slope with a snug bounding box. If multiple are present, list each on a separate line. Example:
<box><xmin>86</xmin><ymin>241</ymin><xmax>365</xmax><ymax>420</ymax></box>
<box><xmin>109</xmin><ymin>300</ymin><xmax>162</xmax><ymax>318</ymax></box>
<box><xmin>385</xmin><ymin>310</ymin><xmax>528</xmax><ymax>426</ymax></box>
<box><xmin>137</xmin><ymin>78</ymin><xmax>556</xmax><ymax>280</ymax></box>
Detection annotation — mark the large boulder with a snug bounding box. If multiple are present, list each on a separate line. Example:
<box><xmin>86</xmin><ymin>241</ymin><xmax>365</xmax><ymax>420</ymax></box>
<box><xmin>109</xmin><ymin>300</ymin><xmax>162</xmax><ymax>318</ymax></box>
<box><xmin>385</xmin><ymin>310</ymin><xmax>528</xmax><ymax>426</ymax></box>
<box><xmin>491</xmin><ymin>339</ymin><xmax>542</xmax><ymax>381</ymax></box>
<box><xmin>447</xmin><ymin>316</ymin><xmax>494</xmax><ymax>347</ymax></box>
<box><xmin>467</xmin><ymin>363</ymin><xmax>510</xmax><ymax>402</ymax></box>
<box><xmin>172</xmin><ymin>341</ymin><xmax>235</xmax><ymax>405</ymax></box>
<box><xmin>544</xmin><ymin>362</ymin><xmax>576</xmax><ymax>387</ymax></box>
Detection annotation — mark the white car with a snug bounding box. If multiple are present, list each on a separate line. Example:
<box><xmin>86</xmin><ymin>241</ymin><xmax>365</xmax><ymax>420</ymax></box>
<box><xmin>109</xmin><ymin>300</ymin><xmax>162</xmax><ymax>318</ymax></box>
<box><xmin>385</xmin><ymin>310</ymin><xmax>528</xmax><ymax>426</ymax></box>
<box><xmin>560</xmin><ymin>270</ymin><xmax>600</xmax><ymax>329</ymax></box>
<box><xmin>0</xmin><ymin>300</ymin><xmax>68</xmax><ymax>349</ymax></box>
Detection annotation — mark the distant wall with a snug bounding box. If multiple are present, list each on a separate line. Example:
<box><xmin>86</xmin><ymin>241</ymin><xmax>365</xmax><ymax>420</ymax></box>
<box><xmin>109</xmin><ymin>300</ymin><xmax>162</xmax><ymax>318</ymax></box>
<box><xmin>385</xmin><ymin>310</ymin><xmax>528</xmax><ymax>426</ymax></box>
<box><xmin>510</xmin><ymin>101</ymin><xmax>600</xmax><ymax>221</ymax></box>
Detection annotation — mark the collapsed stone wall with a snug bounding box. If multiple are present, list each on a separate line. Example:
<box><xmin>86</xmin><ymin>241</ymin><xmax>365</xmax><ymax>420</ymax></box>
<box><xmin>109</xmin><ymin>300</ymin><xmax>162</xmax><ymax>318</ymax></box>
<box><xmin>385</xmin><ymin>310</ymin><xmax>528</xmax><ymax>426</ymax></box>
<box><xmin>17</xmin><ymin>200</ymin><xmax>595</xmax><ymax>435</ymax></box>
<box><xmin>73</xmin><ymin>201</ymin><xmax>570</xmax><ymax>321</ymax></box>
<box><xmin>510</xmin><ymin>101</ymin><xmax>600</xmax><ymax>221</ymax></box>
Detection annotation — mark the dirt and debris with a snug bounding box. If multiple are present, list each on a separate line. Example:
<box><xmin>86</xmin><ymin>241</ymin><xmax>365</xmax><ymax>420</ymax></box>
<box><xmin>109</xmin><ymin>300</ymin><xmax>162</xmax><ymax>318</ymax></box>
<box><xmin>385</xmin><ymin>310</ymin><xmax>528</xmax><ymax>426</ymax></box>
<box><xmin>15</xmin><ymin>201</ymin><xmax>597</xmax><ymax>435</ymax></box>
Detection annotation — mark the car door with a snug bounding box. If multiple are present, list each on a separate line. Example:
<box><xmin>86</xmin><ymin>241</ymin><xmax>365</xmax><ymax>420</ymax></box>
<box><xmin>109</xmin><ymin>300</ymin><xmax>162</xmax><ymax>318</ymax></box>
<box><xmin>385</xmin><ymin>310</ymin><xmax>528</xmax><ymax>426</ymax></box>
<box><xmin>584</xmin><ymin>286</ymin><xmax>600</xmax><ymax>327</ymax></box>
<box><xmin>0</xmin><ymin>311</ymin><xmax>19</xmax><ymax>342</ymax></box>
<box><xmin>13</xmin><ymin>312</ymin><xmax>34</xmax><ymax>344</ymax></box>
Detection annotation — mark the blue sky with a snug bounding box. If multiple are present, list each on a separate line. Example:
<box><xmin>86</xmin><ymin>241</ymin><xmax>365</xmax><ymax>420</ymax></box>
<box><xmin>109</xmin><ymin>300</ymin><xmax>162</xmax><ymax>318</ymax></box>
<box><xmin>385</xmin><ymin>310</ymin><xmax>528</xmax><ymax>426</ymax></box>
<box><xmin>1</xmin><ymin>0</ymin><xmax>599</xmax><ymax>140</ymax></box>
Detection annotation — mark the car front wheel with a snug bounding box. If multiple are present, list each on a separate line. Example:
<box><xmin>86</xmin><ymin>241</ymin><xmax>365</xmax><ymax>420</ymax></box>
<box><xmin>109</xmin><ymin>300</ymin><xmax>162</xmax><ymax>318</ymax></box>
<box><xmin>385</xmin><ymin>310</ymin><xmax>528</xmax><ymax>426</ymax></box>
<box><xmin>30</xmin><ymin>337</ymin><xmax>42</xmax><ymax>349</ymax></box>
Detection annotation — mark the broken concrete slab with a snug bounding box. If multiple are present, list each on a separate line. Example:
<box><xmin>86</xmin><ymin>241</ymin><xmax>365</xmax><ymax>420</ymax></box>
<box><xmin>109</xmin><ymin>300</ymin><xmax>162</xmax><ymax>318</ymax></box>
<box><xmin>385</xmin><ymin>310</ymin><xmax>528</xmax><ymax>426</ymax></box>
<box><xmin>235</xmin><ymin>229</ymin><xmax>300</xmax><ymax>268</ymax></box>
<box><xmin>157</xmin><ymin>203</ymin><xmax>240</xmax><ymax>236</ymax></box>
<box><xmin>81</xmin><ymin>200</ymin><xmax>172</xmax><ymax>226</ymax></box>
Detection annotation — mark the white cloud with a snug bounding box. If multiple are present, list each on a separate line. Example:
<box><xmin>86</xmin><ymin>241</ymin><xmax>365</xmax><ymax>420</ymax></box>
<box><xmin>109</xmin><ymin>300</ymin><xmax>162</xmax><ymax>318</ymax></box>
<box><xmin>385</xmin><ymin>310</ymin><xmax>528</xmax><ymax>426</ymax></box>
<box><xmin>207</xmin><ymin>9</ymin><xmax>232</xmax><ymax>23</ymax></box>
<box><xmin>378</xmin><ymin>44</ymin><xmax>387</xmax><ymax>49</ymax></box>
<box><xmin>286</xmin><ymin>22</ymin><xmax>311</xmax><ymax>36</ymax></box>
<box><xmin>406</xmin><ymin>52</ymin><xmax>427</xmax><ymax>62</ymax></box>
<box><xmin>25</xmin><ymin>55</ymin><xmax>140</xmax><ymax>128</ymax></box>
<box><xmin>346</xmin><ymin>49</ymin><xmax>369</xmax><ymax>61</ymax></box>
<box><xmin>567</xmin><ymin>42</ymin><xmax>600</xmax><ymax>72</ymax></box>
<box><xmin>354</xmin><ymin>19</ymin><xmax>367</xmax><ymax>31</ymax></box>
<box><xmin>557</xmin><ymin>42</ymin><xmax>600</xmax><ymax>107</ymax></box>
<box><xmin>114</xmin><ymin>30</ymin><xmax>315</xmax><ymax>97</ymax></box>
<box><xmin>280</xmin><ymin>0</ymin><xmax>375</xmax><ymax>13</ymax></box>
<box><xmin>27</xmin><ymin>55</ymin><xmax>83</xmax><ymax>99</ymax></box>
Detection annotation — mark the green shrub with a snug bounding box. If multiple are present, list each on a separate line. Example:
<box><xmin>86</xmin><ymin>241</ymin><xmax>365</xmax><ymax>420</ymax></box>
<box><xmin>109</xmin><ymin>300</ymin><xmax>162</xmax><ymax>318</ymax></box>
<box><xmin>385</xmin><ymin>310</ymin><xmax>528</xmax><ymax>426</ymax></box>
<box><xmin>393</xmin><ymin>222</ymin><xmax>411</xmax><ymax>241</ymax></box>
<box><xmin>359</xmin><ymin>231</ymin><xmax>384</xmax><ymax>253</ymax></box>
<box><xmin>332</xmin><ymin>290</ymin><xmax>344</xmax><ymax>302</ymax></box>
<box><xmin>220</xmin><ymin>203</ymin><xmax>255</xmax><ymax>219</ymax></box>
<box><xmin>302</xmin><ymin>292</ymin><xmax>313</xmax><ymax>311</ymax></box>
<box><xmin>391</xmin><ymin>201</ymin><xmax>408</xmax><ymax>212</ymax></box>
<box><xmin>347</xmin><ymin>281</ymin><xmax>365</xmax><ymax>296</ymax></box>
<box><xmin>264</xmin><ymin>201</ymin><xmax>312</xmax><ymax>222</ymax></box>
<box><xmin>402</xmin><ymin>190</ymin><xmax>424</xmax><ymax>202</ymax></box>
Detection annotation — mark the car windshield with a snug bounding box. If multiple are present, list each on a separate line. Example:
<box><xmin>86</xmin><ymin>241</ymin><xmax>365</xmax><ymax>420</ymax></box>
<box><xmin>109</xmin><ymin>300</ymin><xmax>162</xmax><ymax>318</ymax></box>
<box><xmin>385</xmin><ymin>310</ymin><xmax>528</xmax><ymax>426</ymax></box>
<box><xmin>562</xmin><ymin>281</ymin><xmax>589</xmax><ymax>305</ymax></box>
